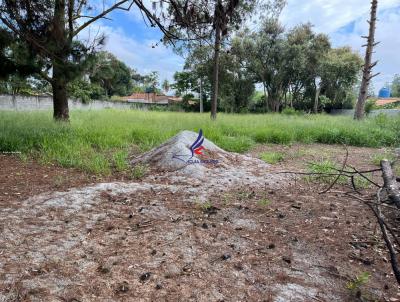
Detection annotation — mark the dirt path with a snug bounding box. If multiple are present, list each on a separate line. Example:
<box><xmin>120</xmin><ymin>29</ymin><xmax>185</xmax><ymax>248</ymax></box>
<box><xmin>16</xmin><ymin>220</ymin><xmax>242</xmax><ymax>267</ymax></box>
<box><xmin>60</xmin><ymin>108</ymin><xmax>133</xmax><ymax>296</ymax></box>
<box><xmin>0</xmin><ymin>145</ymin><xmax>399</xmax><ymax>301</ymax></box>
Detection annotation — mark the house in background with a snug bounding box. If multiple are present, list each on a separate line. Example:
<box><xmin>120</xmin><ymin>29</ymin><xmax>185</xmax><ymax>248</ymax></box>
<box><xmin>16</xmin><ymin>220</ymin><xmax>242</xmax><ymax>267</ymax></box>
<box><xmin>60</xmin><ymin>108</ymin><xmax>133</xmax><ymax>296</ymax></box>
<box><xmin>122</xmin><ymin>91</ymin><xmax>182</xmax><ymax>105</ymax></box>
<box><xmin>375</xmin><ymin>98</ymin><xmax>400</xmax><ymax>106</ymax></box>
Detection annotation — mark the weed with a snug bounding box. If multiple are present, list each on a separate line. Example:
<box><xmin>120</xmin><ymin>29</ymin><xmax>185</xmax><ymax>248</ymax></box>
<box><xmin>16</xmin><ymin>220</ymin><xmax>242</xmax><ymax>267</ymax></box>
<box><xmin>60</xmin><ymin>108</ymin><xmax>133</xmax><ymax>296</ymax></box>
<box><xmin>54</xmin><ymin>175</ymin><xmax>66</xmax><ymax>188</ymax></box>
<box><xmin>346</xmin><ymin>272</ymin><xmax>371</xmax><ymax>291</ymax></box>
<box><xmin>222</xmin><ymin>193</ymin><xmax>232</xmax><ymax>205</ymax></box>
<box><xmin>306</xmin><ymin>160</ymin><xmax>344</xmax><ymax>184</ymax></box>
<box><xmin>113</xmin><ymin>150</ymin><xmax>129</xmax><ymax>172</ymax></box>
<box><xmin>131</xmin><ymin>164</ymin><xmax>147</xmax><ymax>180</ymax></box>
<box><xmin>395</xmin><ymin>163</ymin><xmax>400</xmax><ymax>176</ymax></box>
<box><xmin>257</xmin><ymin>199</ymin><xmax>271</xmax><ymax>207</ymax></box>
<box><xmin>200</xmin><ymin>201</ymin><xmax>213</xmax><ymax>211</ymax></box>
<box><xmin>260</xmin><ymin>151</ymin><xmax>285</xmax><ymax>164</ymax></box>
<box><xmin>371</xmin><ymin>151</ymin><xmax>395</xmax><ymax>166</ymax></box>
<box><xmin>346</xmin><ymin>272</ymin><xmax>374</xmax><ymax>300</ymax></box>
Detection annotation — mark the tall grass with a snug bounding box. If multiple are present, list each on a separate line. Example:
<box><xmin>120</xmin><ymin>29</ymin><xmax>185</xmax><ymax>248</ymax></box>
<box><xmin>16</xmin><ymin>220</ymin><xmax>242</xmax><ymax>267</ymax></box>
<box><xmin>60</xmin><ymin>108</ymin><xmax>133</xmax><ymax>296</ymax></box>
<box><xmin>1</xmin><ymin>110</ymin><xmax>399</xmax><ymax>174</ymax></box>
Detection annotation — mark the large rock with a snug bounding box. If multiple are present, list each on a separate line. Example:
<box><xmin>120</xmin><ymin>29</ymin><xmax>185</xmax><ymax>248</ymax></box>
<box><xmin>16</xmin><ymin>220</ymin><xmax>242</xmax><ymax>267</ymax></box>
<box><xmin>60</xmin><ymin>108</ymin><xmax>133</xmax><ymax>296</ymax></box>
<box><xmin>130</xmin><ymin>130</ymin><xmax>274</xmax><ymax>181</ymax></box>
<box><xmin>130</xmin><ymin>130</ymin><xmax>228</xmax><ymax>176</ymax></box>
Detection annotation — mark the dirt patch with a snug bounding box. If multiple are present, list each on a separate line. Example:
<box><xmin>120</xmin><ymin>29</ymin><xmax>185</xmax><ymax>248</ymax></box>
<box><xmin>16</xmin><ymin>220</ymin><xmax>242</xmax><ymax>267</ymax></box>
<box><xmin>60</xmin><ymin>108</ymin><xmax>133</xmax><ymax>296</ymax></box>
<box><xmin>248</xmin><ymin>143</ymin><xmax>393</xmax><ymax>172</ymax></box>
<box><xmin>0</xmin><ymin>144</ymin><xmax>399</xmax><ymax>301</ymax></box>
<box><xmin>1</xmin><ymin>182</ymin><xmax>399</xmax><ymax>301</ymax></box>
<box><xmin>0</xmin><ymin>155</ymin><xmax>94</xmax><ymax>207</ymax></box>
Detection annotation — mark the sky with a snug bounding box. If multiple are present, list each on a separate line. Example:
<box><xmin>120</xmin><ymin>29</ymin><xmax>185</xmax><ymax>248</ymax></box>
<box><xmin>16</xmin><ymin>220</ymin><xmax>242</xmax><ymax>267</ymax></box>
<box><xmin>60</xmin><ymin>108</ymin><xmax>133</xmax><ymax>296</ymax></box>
<box><xmin>90</xmin><ymin>0</ymin><xmax>400</xmax><ymax>93</ymax></box>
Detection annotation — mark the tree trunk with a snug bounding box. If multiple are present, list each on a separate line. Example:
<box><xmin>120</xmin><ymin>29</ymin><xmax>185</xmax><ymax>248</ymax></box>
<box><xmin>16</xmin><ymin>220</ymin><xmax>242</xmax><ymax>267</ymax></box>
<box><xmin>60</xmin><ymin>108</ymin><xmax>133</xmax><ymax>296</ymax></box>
<box><xmin>51</xmin><ymin>0</ymin><xmax>70</xmax><ymax>121</ymax></box>
<box><xmin>354</xmin><ymin>0</ymin><xmax>378</xmax><ymax>120</ymax></box>
<box><xmin>199</xmin><ymin>77</ymin><xmax>203</xmax><ymax>113</ymax></box>
<box><xmin>52</xmin><ymin>63</ymin><xmax>69</xmax><ymax>121</ymax></box>
<box><xmin>262</xmin><ymin>82</ymin><xmax>268</xmax><ymax>112</ymax></box>
<box><xmin>211</xmin><ymin>23</ymin><xmax>221</xmax><ymax>120</ymax></box>
<box><xmin>313</xmin><ymin>87</ymin><xmax>321</xmax><ymax>114</ymax></box>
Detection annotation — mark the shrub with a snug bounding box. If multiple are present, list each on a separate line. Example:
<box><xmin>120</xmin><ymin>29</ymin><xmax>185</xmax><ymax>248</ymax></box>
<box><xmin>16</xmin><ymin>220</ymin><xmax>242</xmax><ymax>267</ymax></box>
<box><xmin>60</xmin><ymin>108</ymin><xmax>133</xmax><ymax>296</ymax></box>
<box><xmin>364</xmin><ymin>99</ymin><xmax>377</xmax><ymax>115</ymax></box>
<box><xmin>260</xmin><ymin>152</ymin><xmax>284</xmax><ymax>164</ymax></box>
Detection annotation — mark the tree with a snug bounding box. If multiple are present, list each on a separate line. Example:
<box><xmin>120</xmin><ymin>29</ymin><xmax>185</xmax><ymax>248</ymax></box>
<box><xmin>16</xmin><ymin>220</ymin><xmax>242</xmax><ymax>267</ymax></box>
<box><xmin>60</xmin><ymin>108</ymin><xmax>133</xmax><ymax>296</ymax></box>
<box><xmin>354</xmin><ymin>0</ymin><xmax>379</xmax><ymax>120</ymax></box>
<box><xmin>172</xmin><ymin>71</ymin><xmax>195</xmax><ymax>96</ymax></box>
<box><xmin>162</xmin><ymin>0</ymin><xmax>262</xmax><ymax>119</ymax></box>
<box><xmin>0</xmin><ymin>0</ymin><xmax>169</xmax><ymax>121</ymax></box>
<box><xmin>89</xmin><ymin>51</ymin><xmax>133</xmax><ymax>97</ymax></box>
<box><xmin>319</xmin><ymin>48</ymin><xmax>363</xmax><ymax>111</ymax></box>
<box><xmin>180</xmin><ymin>43</ymin><xmax>254</xmax><ymax>113</ymax></box>
<box><xmin>285</xmin><ymin>24</ymin><xmax>330</xmax><ymax>110</ymax></box>
<box><xmin>0</xmin><ymin>28</ymin><xmax>41</xmax><ymax>93</ymax></box>
<box><xmin>391</xmin><ymin>74</ymin><xmax>400</xmax><ymax>97</ymax></box>
<box><xmin>231</xmin><ymin>20</ymin><xmax>361</xmax><ymax>113</ymax></box>
<box><xmin>143</xmin><ymin>71</ymin><xmax>159</xmax><ymax>91</ymax></box>
<box><xmin>183</xmin><ymin>43</ymin><xmax>214</xmax><ymax>113</ymax></box>
<box><xmin>162</xmin><ymin>79</ymin><xmax>170</xmax><ymax>94</ymax></box>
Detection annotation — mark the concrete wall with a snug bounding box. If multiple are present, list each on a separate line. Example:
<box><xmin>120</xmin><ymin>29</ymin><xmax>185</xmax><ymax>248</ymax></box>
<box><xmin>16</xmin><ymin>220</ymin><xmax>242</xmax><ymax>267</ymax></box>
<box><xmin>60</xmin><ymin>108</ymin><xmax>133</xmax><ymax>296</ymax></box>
<box><xmin>330</xmin><ymin>109</ymin><xmax>400</xmax><ymax>117</ymax></box>
<box><xmin>0</xmin><ymin>95</ymin><xmax>163</xmax><ymax>111</ymax></box>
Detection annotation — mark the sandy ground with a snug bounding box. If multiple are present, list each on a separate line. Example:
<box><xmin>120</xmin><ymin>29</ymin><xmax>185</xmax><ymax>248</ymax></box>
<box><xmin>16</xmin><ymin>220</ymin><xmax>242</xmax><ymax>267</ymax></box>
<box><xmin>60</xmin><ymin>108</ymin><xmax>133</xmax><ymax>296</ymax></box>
<box><xmin>0</xmin><ymin>144</ymin><xmax>399</xmax><ymax>301</ymax></box>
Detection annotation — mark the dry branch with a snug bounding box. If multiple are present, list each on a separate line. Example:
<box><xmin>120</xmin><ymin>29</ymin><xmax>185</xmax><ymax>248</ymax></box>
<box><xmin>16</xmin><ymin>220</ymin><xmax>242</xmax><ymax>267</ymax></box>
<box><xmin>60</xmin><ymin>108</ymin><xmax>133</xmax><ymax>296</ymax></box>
<box><xmin>381</xmin><ymin>159</ymin><xmax>400</xmax><ymax>208</ymax></box>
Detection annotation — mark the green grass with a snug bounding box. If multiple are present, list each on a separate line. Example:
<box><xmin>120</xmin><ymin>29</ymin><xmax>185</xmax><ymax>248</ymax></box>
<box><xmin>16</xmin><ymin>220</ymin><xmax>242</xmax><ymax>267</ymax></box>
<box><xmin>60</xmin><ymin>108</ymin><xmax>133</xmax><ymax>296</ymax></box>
<box><xmin>307</xmin><ymin>160</ymin><xmax>345</xmax><ymax>184</ymax></box>
<box><xmin>260</xmin><ymin>151</ymin><xmax>285</xmax><ymax>164</ymax></box>
<box><xmin>307</xmin><ymin>159</ymin><xmax>372</xmax><ymax>189</ymax></box>
<box><xmin>1</xmin><ymin>110</ymin><xmax>400</xmax><ymax>174</ymax></box>
<box><xmin>371</xmin><ymin>151</ymin><xmax>396</xmax><ymax>166</ymax></box>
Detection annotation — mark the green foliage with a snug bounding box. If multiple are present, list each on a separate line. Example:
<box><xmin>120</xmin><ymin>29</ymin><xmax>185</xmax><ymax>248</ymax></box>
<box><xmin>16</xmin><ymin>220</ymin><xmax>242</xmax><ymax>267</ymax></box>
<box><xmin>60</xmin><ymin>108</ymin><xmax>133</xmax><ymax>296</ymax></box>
<box><xmin>374</xmin><ymin>113</ymin><xmax>389</xmax><ymax>127</ymax></box>
<box><xmin>1</xmin><ymin>110</ymin><xmax>400</xmax><ymax>174</ymax></box>
<box><xmin>346</xmin><ymin>272</ymin><xmax>371</xmax><ymax>292</ymax></box>
<box><xmin>319</xmin><ymin>47</ymin><xmax>363</xmax><ymax>111</ymax></box>
<box><xmin>260</xmin><ymin>152</ymin><xmax>285</xmax><ymax>164</ymax></box>
<box><xmin>281</xmin><ymin>108</ymin><xmax>302</xmax><ymax>116</ymax></box>
<box><xmin>371</xmin><ymin>151</ymin><xmax>395</xmax><ymax>166</ymax></box>
<box><xmin>364</xmin><ymin>99</ymin><xmax>377</xmax><ymax>115</ymax></box>
<box><xmin>172</xmin><ymin>71</ymin><xmax>196</xmax><ymax>96</ymax></box>
<box><xmin>178</xmin><ymin>19</ymin><xmax>362</xmax><ymax>113</ymax></box>
<box><xmin>307</xmin><ymin>160</ymin><xmax>344</xmax><ymax>184</ymax></box>
<box><xmin>257</xmin><ymin>199</ymin><xmax>271</xmax><ymax>207</ymax></box>
<box><xmin>68</xmin><ymin>79</ymin><xmax>103</xmax><ymax>103</ymax></box>
<box><xmin>391</xmin><ymin>74</ymin><xmax>400</xmax><ymax>97</ymax></box>
<box><xmin>200</xmin><ymin>201</ymin><xmax>214</xmax><ymax>212</ymax></box>
<box><xmin>307</xmin><ymin>159</ymin><xmax>372</xmax><ymax>189</ymax></box>
<box><xmin>131</xmin><ymin>164</ymin><xmax>148</xmax><ymax>180</ymax></box>
<box><xmin>178</xmin><ymin>42</ymin><xmax>256</xmax><ymax>113</ymax></box>
<box><xmin>87</xmin><ymin>51</ymin><xmax>134</xmax><ymax>97</ymax></box>
<box><xmin>113</xmin><ymin>150</ymin><xmax>129</xmax><ymax>172</ymax></box>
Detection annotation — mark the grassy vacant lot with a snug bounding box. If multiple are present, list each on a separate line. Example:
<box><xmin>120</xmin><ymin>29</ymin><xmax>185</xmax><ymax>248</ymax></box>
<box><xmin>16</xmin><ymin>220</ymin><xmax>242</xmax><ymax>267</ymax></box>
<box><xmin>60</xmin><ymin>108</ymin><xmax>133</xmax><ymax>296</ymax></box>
<box><xmin>1</xmin><ymin>110</ymin><xmax>399</xmax><ymax>174</ymax></box>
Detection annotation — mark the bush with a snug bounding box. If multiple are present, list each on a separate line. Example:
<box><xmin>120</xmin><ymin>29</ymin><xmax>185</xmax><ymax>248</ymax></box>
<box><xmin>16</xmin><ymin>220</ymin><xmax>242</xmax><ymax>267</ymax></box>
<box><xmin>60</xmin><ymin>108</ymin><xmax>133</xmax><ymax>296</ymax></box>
<box><xmin>365</xmin><ymin>99</ymin><xmax>377</xmax><ymax>115</ymax></box>
<box><xmin>260</xmin><ymin>152</ymin><xmax>285</xmax><ymax>164</ymax></box>
<box><xmin>281</xmin><ymin>108</ymin><xmax>298</xmax><ymax>115</ymax></box>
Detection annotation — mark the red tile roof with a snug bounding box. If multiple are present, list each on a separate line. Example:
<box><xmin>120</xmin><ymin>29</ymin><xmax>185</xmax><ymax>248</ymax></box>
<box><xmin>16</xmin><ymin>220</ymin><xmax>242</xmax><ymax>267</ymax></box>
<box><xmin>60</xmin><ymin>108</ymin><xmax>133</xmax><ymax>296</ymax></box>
<box><xmin>121</xmin><ymin>93</ymin><xmax>182</xmax><ymax>104</ymax></box>
<box><xmin>375</xmin><ymin>98</ymin><xmax>400</xmax><ymax>106</ymax></box>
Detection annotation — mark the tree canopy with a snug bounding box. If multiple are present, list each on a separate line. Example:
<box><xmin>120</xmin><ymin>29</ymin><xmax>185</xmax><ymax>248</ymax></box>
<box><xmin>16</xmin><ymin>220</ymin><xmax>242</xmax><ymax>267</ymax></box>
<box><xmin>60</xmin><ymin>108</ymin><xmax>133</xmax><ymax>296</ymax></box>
<box><xmin>173</xmin><ymin>19</ymin><xmax>363</xmax><ymax>113</ymax></box>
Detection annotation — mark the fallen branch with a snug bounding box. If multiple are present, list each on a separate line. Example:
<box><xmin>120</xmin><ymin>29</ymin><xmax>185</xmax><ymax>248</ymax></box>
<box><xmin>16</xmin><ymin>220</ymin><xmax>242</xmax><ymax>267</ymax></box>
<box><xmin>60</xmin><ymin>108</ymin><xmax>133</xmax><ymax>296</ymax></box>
<box><xmin>319</xmin><ymin>146</ymin><xmax>349</xmax><ymax>194</ymax></box>
<box><xmin>381</xmin><ymin>159</ymin><xmax>400</xmax><ymax>208</ymax></box>
<box><xmin>370</xmin><ymin>189</ymin><xmax>400</xmax><ymax>284</ymax></box>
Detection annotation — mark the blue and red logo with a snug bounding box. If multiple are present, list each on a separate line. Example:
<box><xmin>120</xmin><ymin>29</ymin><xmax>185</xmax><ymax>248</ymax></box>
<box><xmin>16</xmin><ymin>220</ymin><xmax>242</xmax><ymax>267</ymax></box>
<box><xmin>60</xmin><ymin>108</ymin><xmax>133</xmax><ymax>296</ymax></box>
<box><xmin>172</xmin><ymin>129</ymin><xmax>218</xmax><ymax>165</ymax></box>
<box><xmin>190</xmin><ymin>129</ymin><xmax>205</xmax><ymax>158</ymax></box>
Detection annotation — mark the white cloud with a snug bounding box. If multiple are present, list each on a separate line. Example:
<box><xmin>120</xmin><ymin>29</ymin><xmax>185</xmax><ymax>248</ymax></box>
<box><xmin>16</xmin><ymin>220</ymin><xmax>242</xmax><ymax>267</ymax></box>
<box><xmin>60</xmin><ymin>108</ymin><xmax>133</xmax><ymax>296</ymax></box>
<box><xmin>281</xmin><ymin>0</ymin><xmax>399</xmax><ymax>33</ymax></box>
<box><xmin>79</xmin><ymin>24</ymin><xmax>184</xmax><ymax>84</ymax></box>
<box><xmin>281</xmin><ymin>0</ymin><xmax>400</xmax><ymax>92</ymax></box>
<box><xmin>79</xmin><ymin>1</ymin><xmax>399</xmax><ymax>93</ymax></box>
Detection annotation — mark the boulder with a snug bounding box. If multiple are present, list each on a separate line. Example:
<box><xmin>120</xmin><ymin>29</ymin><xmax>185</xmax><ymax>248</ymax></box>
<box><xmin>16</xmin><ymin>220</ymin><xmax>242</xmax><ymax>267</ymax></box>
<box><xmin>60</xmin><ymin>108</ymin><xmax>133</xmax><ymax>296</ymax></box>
<box><xmin>130</xmin><ymin>130</ymin><xmax>273</xmax><ymax>180</ymax></box>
